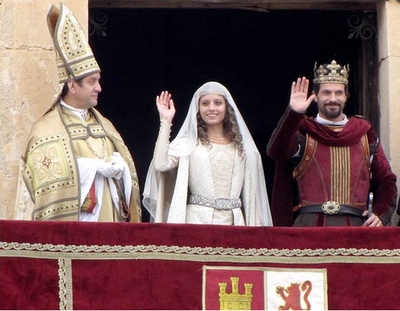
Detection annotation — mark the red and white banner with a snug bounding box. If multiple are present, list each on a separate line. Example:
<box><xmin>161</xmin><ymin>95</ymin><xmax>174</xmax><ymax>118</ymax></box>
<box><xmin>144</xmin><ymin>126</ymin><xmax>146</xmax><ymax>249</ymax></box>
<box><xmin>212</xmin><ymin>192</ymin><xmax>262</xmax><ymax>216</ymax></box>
<box><xmin>203</xmin><ymin>266</ymin><xmax>327</xmax><ymax>310</ymax></box>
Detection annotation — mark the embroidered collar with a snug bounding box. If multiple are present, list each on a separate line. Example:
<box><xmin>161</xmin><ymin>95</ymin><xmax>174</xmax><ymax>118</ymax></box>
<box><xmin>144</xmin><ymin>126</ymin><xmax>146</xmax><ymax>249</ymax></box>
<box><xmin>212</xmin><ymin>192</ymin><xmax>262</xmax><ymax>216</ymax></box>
<box><xmin>60</xmin><ymin>99</ymin><xmax>88</xmax><ymax>121</ymax></box>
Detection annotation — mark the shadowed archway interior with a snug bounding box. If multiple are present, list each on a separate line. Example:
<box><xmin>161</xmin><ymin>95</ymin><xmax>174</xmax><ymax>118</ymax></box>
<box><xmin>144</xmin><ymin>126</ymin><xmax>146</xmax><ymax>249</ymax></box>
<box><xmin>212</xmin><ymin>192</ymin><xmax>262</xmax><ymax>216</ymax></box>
<box><xmin>89</xmin><ymin>8</ymin><xmax>364</xmax><ymax>221</ymax></box>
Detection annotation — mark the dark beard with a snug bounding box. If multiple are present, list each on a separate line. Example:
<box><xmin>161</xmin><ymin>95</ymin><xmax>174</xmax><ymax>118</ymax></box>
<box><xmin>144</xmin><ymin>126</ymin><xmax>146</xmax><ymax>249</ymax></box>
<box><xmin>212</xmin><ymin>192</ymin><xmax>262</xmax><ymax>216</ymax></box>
<box><xmin>322</xmin><ymin>102</ymin><xmax>343</xmax><ymax>120</ymax></box>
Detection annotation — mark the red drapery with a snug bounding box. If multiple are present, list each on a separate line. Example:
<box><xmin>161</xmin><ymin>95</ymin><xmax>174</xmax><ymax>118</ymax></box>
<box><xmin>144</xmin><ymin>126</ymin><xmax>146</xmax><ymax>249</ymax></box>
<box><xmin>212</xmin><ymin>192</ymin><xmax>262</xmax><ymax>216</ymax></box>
<box><xmin>1</xmin><ymin>220</ymin><xmax>399</xmax><ymax>310</ymax></box>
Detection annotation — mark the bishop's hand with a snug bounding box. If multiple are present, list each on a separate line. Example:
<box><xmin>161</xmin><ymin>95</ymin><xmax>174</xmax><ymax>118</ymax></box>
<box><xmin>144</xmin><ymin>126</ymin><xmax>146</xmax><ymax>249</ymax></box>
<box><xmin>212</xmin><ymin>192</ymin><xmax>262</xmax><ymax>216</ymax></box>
<box><xmin>156</xmin><ymin>91</ymin><xmax>175</xmax><ymax>124</ymax></box>
<box><xmin>289</xmin><ymin>77</ymin><xmax>316</xmax><ymax>114</ymax></box>
<box><xmin>97</xmin><ymin>153</ymin><xmax>126</xmax><ymax>180</ymax></box>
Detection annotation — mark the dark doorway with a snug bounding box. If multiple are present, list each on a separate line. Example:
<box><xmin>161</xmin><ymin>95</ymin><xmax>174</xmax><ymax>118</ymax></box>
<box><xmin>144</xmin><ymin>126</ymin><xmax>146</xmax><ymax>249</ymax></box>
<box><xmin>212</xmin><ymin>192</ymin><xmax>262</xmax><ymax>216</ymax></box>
<box><xmin>89</xmin><ymin>8</ymin><xmax>368</xmax><ymax>221</ymax></box>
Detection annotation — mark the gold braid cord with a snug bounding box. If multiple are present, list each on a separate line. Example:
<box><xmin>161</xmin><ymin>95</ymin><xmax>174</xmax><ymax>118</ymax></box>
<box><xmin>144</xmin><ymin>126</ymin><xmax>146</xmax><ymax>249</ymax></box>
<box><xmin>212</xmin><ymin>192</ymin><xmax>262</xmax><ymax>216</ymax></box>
<box><xmin>1</xmin><ymin>242</ymin><xmax>399</xmax><ymax>264</ymax></box>
<box><xmin>58</xmin><ymin>258</ymin><xmax>73</xmax><ymax>311</ymax></box>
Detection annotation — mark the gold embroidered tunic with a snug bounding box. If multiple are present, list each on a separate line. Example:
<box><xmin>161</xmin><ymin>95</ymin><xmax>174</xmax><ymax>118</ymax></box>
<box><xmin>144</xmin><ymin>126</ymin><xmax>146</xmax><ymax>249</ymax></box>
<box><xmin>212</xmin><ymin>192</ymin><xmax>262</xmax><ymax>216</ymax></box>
<box><xmin>21</xmin><ymin>101</ymin><xmax>141</xmax><ymax>222</ymax></box>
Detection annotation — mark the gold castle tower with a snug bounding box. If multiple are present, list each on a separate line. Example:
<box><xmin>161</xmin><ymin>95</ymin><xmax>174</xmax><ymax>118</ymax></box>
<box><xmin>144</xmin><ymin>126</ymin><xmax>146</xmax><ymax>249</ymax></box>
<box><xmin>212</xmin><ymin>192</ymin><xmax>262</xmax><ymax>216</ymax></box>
<box><xmin>219</xmin><ymin>277</ymin><xmax>253</xmax><ymax>310</ymax></box>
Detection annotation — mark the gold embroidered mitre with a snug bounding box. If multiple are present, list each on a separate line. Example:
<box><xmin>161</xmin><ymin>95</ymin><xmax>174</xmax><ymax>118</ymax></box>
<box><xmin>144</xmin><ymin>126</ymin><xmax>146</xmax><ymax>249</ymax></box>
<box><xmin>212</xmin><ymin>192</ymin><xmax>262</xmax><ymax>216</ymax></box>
<box><xmin>47</xmin><ymin>3</ymin><xmax>100</xmax><ymax>83</ymax></box>
<box><xmin>313</xmin><ymin>60</ymin><xmax>349</xmax><ymax>85</ymax></box>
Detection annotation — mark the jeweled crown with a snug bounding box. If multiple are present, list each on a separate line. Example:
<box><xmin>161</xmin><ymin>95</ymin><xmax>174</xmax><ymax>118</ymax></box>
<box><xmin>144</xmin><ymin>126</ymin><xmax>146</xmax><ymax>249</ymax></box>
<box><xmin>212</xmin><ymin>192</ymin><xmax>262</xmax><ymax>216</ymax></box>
<box><xmin>313</xmin><ymin>60</ymin><xmax>349</xmax><ymax>85</ymax></box>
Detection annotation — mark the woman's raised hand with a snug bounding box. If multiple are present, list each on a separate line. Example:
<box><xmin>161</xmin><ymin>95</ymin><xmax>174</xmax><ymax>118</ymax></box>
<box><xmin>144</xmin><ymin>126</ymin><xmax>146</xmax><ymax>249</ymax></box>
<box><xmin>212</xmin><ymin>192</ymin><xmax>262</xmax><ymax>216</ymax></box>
<box><xmin>156</xmin><ymin>91</ymin><xmax>175</xmax><ymax>124</ymax></box>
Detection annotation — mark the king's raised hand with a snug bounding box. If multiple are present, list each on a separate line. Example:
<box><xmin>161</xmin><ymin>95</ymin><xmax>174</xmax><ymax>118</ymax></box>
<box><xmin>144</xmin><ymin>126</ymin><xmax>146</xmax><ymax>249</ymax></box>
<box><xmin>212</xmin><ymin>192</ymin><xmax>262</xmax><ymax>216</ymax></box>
<box><xmin>289</xmin><ymin>77</ymin><xmax>316</xmax><ymax>114</ymax></box>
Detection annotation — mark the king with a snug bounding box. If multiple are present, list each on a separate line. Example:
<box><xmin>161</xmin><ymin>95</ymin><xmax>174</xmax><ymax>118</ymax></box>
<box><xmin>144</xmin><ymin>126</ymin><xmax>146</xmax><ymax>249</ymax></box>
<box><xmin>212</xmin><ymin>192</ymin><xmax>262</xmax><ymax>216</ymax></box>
<box><xmin>267</xmin><ymin>59</ymin><xmax>397</xmax><ymax>227</ymax></box>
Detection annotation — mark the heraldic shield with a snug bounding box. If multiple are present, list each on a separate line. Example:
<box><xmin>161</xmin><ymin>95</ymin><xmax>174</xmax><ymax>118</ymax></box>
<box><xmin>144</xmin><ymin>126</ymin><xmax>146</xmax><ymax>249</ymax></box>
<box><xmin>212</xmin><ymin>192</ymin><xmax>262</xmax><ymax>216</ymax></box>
<box><xmin>202</xmin><ymin>266</ymin><xmax>328</xmax><ymax>310</ymax></box>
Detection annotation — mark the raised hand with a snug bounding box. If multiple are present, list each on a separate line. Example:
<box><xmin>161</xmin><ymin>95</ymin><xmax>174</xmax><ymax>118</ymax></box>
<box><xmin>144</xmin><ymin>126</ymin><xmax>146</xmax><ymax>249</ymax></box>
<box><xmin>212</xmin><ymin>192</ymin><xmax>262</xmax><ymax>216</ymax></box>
<box><xmin>156</xmin><ymin>91</ymin><xmax>175</xmax><ymax>124</ymax></box>
<box><xmin>289</xmin><ymin>77</ymin><xmax>316</xmax><ymax>113</ymax></box>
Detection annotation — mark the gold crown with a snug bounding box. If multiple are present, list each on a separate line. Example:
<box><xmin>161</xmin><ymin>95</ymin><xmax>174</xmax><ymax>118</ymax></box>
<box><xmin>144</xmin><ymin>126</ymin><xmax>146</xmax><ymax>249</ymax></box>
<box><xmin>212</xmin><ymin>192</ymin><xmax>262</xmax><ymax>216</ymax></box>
<box><xmin>47</xmin><ymin>3</ymin><xmax>100</xmax><ymax>83</ymax></box>
<box><xmin>313</xmin><ymin>60</ymin><xmax>349</xmax><ymax>85</ymax></box>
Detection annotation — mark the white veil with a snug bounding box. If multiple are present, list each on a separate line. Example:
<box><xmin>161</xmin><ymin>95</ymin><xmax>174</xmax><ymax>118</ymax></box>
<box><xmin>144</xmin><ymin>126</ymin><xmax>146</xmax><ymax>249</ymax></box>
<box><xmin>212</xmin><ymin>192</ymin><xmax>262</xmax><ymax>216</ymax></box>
<box><xmin>143</xmin><ymin>81</ymin><xmax>273</xmax><ymax>226</ymax></box>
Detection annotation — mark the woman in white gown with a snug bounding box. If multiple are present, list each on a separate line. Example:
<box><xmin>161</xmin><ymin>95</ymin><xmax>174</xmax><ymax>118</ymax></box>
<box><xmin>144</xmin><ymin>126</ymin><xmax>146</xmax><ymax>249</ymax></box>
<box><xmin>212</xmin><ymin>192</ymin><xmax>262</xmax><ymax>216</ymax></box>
<box><xmin>143</xmin><ymin>81</ymin><xmax>273</xmax><ymax>226</ymax></box>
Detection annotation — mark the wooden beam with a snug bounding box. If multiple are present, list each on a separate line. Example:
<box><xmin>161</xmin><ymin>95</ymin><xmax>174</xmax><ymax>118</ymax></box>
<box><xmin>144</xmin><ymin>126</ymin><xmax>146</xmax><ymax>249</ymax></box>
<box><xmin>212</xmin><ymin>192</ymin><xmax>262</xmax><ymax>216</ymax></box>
<box><xmin>90</xmin><ymin>0</ymin><xmax>377</xmax><ymax>11</ymax></box>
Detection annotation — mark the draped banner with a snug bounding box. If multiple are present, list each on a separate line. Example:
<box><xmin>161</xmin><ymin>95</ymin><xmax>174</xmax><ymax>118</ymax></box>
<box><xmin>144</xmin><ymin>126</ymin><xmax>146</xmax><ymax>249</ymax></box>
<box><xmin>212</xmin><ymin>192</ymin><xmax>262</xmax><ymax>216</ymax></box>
<box><xmin>1</xmin><ymin>220</ymin><xmax>400</xmax><ymax>310</ymax></box>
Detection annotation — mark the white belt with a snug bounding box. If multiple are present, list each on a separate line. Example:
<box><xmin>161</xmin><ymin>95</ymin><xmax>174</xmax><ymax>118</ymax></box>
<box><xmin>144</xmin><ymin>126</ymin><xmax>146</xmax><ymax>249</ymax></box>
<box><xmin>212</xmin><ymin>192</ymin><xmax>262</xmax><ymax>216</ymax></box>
<box><xmin>189</xmin><ymin>194</ymin><xmax>241</xmax><ymax>210</ymax></box>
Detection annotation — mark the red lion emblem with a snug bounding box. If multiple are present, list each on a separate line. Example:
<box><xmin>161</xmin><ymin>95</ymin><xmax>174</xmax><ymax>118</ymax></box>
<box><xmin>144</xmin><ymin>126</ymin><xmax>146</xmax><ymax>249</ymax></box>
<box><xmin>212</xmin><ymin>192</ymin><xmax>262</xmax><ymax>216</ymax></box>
<box><xmin>276</xmin><ymin>280</ymin><xmax>312</xmax><ymax>310</ymax></box>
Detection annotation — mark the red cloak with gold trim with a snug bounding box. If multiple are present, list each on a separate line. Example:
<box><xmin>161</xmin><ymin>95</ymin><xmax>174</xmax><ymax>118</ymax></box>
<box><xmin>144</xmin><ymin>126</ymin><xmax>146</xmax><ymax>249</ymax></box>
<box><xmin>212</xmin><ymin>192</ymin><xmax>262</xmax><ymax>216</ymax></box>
<box><xmin>267</xmin><ymin>108</ymin><xmax>397</xmax><ymax>226</ymax></box>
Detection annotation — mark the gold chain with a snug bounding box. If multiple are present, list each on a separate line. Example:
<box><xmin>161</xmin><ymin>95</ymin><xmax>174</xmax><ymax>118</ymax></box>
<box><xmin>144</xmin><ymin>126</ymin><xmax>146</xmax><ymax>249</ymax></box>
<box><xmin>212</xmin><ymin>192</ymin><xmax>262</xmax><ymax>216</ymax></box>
<box><xmin>61</xmin><ymin>106</ymin><xmax>107</xmax><ymax>159</ymax></box>
<box><xmin>85</xmin><ymin>136</ymin><xmax>106</xmax><ymax>159</ymax></box>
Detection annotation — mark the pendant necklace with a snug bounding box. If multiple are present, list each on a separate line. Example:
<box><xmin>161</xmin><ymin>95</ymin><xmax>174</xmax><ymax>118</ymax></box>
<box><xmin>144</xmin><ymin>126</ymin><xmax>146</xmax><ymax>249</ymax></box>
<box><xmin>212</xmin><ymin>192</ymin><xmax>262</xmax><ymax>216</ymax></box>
<box><xmin>61</xmin><ymin>106</ymin><xmax>107</xmax><ymax>159</ymax></box>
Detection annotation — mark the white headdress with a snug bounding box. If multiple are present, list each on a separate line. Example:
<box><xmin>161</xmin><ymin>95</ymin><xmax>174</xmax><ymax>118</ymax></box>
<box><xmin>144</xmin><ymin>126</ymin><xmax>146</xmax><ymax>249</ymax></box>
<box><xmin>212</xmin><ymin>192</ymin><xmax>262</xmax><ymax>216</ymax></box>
<box><xmin>47</xmin><ymin>3</ymin><xmax>101</xmax><ymax>83</ymax></box>
<box><xmin>143</xmin><ymin>81</ymin><xmax>273</xmax><ymax>226</ymax></box>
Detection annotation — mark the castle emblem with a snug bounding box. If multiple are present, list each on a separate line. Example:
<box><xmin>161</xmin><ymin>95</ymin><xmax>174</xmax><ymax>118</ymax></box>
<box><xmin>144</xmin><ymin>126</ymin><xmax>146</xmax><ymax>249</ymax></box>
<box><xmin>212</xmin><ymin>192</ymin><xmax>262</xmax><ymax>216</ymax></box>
<box><xmin>219</xmin><ymin>277</ymin><xmax>253</xmax><ymax>310</ymax></box>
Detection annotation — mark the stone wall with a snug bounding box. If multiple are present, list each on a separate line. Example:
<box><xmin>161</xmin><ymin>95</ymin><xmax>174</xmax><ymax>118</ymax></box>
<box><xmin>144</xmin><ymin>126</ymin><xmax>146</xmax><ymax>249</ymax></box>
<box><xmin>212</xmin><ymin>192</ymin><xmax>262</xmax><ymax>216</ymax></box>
<box><xmin>0</xmin><ymin>0</ymin><xmax>88</xmax><ymax>219</ymax></box>
<box><xmin>378</xmin><ymin>0</ymin><xmax>400</xmax><ymax>190</ymax></box>
<box><xmin>378</xmin><ymin>0</ymin><xmax>400</xmax><ymax>224</ymax></box>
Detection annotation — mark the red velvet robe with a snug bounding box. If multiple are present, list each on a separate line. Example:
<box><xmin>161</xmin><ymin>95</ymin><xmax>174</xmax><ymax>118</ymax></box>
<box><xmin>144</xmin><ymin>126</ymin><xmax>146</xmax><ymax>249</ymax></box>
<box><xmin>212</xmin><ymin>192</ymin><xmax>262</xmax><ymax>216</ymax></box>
<box><xmin>267</xmin><ymin>108</ymin><xmax>397</xmax><ymax>226</ymax></box>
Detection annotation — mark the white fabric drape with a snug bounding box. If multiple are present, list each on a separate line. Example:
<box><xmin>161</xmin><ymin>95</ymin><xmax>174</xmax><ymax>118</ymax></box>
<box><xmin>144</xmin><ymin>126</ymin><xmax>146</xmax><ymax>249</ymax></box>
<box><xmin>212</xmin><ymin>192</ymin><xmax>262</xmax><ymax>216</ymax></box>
<box><xmin>77</xmin><ymin>155</ymin><xmax>132</xmax><ymax>222</ymax></box>
<box><xmin>143</xmin><ymin>81</ymin><xmax>273</xmax><ymax>226</ymax></box>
